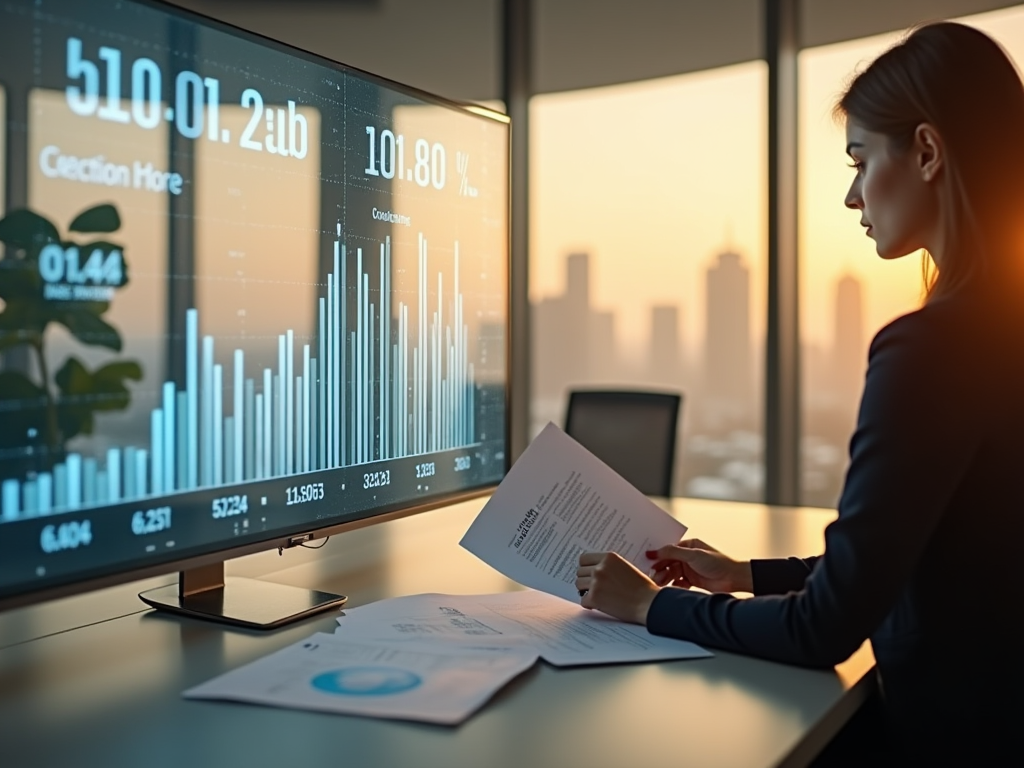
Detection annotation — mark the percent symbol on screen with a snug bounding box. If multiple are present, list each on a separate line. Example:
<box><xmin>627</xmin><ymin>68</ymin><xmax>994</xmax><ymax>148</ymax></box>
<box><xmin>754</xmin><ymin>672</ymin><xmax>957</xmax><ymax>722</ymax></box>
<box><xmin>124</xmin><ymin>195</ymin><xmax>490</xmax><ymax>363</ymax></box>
<box><xmin>456</xmin><ymin>152</ymin><xmax>477</xmax><ymax>197</ymax></box>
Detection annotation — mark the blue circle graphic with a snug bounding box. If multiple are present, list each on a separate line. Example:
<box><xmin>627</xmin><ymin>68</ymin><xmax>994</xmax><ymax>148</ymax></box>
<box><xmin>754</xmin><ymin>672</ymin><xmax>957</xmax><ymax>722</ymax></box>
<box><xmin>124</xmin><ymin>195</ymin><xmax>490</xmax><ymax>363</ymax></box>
<box><xmin>311</xmin><ymin>666</ymin><xmax>422</xmax><ymax>696</ymax></box>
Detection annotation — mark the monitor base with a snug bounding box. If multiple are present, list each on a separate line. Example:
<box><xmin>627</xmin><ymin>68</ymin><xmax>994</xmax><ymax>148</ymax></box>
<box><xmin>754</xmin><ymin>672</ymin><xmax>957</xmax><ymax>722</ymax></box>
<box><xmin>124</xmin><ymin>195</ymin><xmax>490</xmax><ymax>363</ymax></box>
<box><xmin>139</xmin><ymin>563</ymin><xmax>347</xmax><ymax>629</ymax></box>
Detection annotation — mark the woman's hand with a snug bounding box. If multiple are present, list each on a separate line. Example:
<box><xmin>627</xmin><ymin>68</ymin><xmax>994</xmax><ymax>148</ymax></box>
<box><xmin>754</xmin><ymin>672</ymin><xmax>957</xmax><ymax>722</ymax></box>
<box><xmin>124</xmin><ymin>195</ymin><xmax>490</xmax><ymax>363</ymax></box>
<box><xmin>575</xmin><ymin>552</ymin><xmax>661</xmax><ymax>624</ymax></box>
<box><xmin>645</xmin><ymin>539</ymin><xmax>753</xmax><ymax>594</ymax></box>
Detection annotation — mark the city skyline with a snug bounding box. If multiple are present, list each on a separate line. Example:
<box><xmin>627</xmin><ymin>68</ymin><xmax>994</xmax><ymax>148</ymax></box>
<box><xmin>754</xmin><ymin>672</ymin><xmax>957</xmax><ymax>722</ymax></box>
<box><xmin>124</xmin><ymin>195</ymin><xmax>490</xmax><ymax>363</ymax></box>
<box><xmin>532</xmin><ymin>249</ymin><xmax>868</xmax><ymax>403</ymax></box>
<box><xmin>530</xmin><ymin>249</ymin><xmax>869</xmax><ymax>505</ymax></box>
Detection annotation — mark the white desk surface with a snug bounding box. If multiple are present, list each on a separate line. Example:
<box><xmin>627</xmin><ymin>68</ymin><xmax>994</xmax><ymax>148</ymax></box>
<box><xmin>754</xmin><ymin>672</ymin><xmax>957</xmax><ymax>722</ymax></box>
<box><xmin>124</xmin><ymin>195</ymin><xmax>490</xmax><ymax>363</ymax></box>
<box><xmin>0</xmin><ymin>497</ymin><xmax>875</xmax><ymax>768</ymax></box>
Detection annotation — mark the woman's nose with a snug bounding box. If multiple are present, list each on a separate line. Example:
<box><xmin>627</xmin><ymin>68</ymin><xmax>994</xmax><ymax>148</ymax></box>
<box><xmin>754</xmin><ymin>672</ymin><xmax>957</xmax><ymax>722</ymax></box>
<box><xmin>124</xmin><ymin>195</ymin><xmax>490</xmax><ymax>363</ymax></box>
<box><xmin>844</xmin><ymin>181</ymin><xmax>862</xmax><ymax>210</ymax></box>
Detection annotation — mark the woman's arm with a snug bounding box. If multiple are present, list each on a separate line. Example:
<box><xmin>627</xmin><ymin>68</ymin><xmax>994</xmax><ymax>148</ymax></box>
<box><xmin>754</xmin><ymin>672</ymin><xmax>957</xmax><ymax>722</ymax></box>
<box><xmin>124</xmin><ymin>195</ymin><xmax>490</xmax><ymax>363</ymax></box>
<box><xmin>644</xmin><ymin>542</ymin><xmax>818</xmax><ymax>595</ymax></box>
<box><xmin>749</xmin><ymin>557</ymin><xmax>820</xmax><ymax>595</ymax></box>
<box><xmin>641</xmin><ymin>310</ymin><xmax>983</xmax><ymax>668</ymax></box>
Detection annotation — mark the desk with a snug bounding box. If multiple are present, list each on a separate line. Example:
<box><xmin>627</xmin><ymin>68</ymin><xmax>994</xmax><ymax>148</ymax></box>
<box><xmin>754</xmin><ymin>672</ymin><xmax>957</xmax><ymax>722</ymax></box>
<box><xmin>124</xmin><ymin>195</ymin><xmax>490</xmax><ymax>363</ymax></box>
<box><xmin>0</xmin><ymin>497</ymin><xmax>874</xmax><ymax>768</ymax></box>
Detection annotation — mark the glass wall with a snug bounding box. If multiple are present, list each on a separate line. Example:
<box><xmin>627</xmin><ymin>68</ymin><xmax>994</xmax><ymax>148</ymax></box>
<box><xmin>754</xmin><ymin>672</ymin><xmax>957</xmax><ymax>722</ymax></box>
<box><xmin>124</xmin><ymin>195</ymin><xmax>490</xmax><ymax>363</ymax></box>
<box><xmin>529</xmin><ymin>62</ymin><xmax>768</xmax><ymax>500</ymax></box>
<box><xmin>798</xmin><ymin>3</ymin><xmax>1024</xmax><ymax>507</ymax></box>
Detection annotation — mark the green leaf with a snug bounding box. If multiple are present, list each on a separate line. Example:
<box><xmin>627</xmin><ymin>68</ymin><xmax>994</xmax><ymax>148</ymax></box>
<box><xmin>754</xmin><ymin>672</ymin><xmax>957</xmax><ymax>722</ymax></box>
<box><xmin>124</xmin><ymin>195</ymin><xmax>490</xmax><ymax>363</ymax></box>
<box><xmin>54</xmin><ymin>356</ymin><xmax>92</xmax><ymax>394</ymax></box>
<box><xmin>93</xmin><ymin>360</ymin><xmax>143</xmax><ymax>385</ymax></box>
<box><xmin>55</xmin><ymin>355</ymin><xmax>142</xmax><ymax>440</ymax></box>
<box><xmin>56</xmin><ymin>402</ymin><xmax>95</xmax><ymax>441</ymax></box>
<box><xmin>0</xmin><ymin>369</ymin><xmax>45</xmax><ymax>401</ymax></box>
<box><xmin>55</xmin><ymin>357</ymin><xmax>99</xmax><ymax>440</ymax></box>
<box><xmin>0</xmin><ymin>209</ymin><xmax>60</xmax><ymax>252</ymax></box>
<box><xmin>0</xmin><ymin>298</ymin><xmax>47</xmax><ymax>341</ymax></box>
<box><xmin>0</xmin><ymin>263</ymin><xmax>42</xmax><ymax>302</ymax></box>
<box><xmin>69</xmin><ymin>204</ymin><xmax>121</xmax><ymax>234</ymax></box>
<box><xmin>0</xmin><ymin>289</ymin><xmax>119</xmax><ymax>350</ymax></box>
<box><xmin>55</xmin><ymin>308</ymin><xmax>122</xmax><ymax>351</ymax></box>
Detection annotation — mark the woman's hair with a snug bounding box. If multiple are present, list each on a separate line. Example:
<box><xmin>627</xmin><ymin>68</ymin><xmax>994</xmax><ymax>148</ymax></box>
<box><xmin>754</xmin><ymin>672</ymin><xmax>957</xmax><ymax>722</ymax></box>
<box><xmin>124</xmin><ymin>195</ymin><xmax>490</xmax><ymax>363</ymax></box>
<box><xmin>835</xmin><ymin>22</ymin><xmax>1024</xmax><ymax>300</ymax></box>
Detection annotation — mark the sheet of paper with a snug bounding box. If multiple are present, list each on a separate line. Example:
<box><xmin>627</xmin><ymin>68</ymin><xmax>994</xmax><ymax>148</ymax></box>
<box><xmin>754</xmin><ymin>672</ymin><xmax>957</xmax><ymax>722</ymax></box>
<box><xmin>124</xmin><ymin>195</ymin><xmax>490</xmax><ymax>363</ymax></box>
<box><xmin>335</xmin><ymin>590</ymin><xmax>711</xmax><ymax>667</ymax></box>
<box><xmin>460</xmin><ymin>422</ymin><xmax>688</xmax><ymax>602</ymax></box>
<box><xmin>183</xmin><ymin>633</ymin><xmax>538</xmax><ymax>726</ymax></box>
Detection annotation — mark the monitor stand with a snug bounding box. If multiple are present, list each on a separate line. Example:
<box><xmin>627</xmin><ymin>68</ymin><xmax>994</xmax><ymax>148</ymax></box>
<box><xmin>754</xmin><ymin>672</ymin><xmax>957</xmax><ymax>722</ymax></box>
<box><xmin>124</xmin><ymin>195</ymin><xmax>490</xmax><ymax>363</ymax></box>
<box><xmin>138</xmin><ymin>562</ymin><xmax>348</xmax><ymax>629</ymax></box>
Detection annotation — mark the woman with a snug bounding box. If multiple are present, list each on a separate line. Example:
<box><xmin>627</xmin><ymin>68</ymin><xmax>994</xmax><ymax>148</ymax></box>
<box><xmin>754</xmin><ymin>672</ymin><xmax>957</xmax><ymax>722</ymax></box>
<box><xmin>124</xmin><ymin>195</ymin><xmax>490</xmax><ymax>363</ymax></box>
<box><xmin>575</xmin><ymin>21</ymin><xmax>1024</xmax><ymax>767</ymax></box>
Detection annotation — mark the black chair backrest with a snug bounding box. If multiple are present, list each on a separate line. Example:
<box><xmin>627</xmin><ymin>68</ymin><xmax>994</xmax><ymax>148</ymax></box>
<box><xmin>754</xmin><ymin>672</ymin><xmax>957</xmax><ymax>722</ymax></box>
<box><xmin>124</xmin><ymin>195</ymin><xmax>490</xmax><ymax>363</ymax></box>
<box><xmin>563</xmin><ymin>390</ymin><xmax>682</xmax><ymax>497</ymax></box>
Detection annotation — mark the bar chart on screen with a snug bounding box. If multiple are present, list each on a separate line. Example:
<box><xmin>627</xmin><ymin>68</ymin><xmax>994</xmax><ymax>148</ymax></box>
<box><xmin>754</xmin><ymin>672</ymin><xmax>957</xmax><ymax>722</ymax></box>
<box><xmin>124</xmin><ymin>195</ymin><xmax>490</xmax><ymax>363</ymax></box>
<box><xmin>1</xmin><ymin>228</ymin><xmax>483</xmax><ymax>522</ymax></box>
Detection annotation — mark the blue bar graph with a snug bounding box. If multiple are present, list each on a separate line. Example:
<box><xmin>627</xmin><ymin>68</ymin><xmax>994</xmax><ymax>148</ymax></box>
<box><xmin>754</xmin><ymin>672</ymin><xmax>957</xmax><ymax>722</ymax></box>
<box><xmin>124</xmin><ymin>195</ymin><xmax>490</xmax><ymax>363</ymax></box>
<box><xmin>186</xmin><ymin>308</ymin><xmax>199</xmax><ymax>490</ymax></box>
<box><xmin>1</xmin><ymin>234</ymin><xmax>479</xmax><ymax>519</ymax></box>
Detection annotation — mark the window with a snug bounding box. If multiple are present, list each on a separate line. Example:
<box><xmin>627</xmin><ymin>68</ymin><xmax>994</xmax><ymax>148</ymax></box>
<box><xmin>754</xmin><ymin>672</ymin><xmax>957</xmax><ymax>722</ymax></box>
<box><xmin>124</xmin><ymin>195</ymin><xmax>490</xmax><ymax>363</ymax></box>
<box><xmin>530</xmin><ymin>62</ymin><xmax>768</xmax><ymax>500</ymax></box>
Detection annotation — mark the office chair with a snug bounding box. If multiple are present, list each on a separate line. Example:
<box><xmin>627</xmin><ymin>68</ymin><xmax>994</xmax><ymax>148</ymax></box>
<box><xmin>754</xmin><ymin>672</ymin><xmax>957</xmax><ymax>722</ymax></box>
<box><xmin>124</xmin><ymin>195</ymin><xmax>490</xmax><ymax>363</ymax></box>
<box><xmin>563</xmin><ymin>390</ymin><xmax>682</xmax><ymax>497</ymax></box>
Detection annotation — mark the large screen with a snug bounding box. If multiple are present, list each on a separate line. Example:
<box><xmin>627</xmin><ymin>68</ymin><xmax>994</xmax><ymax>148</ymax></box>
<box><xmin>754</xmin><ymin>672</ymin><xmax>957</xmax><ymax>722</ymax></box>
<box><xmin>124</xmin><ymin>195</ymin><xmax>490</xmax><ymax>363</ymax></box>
<box><xmin>0</xmin><ymin>0</ymin><xmax>508</xmax><ymax>606</ymax></box>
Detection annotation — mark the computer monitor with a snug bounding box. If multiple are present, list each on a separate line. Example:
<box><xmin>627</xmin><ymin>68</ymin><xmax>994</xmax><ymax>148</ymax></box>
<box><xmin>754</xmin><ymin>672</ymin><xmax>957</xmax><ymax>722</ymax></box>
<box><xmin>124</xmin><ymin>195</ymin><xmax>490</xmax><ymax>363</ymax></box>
<box><xmin>0</xmin><ymin>0</ymin><xmax>509</xmax><ymax>627</ymax></box>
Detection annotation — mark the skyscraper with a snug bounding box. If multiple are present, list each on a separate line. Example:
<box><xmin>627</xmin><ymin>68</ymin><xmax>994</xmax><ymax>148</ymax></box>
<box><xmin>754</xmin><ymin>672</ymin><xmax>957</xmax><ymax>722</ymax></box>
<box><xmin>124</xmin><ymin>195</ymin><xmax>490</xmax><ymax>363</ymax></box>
<box><xmin>704</xmin><ymin>250</ymin><xmax>753</xmax><ymax>421</ymax></box>
<box><xmin>565</xmin><ymin>252</ymin><xmax>590</xmax><ymax>313</ymax></box>
<box><xmin>531</xmin><ymin>252</ymin><xmax>599</xmax><ymax>399</ymax></box>
<box><xmin>649</xmin><ymin>305</ymin><xmax>684</xmax><ymax>386</ymax></box>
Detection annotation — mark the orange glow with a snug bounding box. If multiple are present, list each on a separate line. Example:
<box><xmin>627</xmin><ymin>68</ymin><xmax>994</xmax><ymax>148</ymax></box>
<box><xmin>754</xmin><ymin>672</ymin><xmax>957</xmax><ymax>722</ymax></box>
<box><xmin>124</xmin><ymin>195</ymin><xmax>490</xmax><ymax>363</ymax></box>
<box><xmin>530</xmin><ymin>62</ymin><xmax>767</xmax><ymax>355</ymax></box>
<box><xmin>801</xmin><ymin>5</ymin><xmax>1024</xmax><ymax>347</ymax></box>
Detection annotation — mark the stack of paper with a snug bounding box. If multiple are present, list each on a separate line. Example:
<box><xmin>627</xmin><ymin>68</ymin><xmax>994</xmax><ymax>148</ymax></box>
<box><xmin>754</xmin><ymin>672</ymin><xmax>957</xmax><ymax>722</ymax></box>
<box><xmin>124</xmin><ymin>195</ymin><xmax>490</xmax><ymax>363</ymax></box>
<box><xmin>334</xmin><ymin>589</ymin><xmax>711</xmax><ymax>667</ymax></box>
<box><xmin>184</xmin><ymin>633</ymin><xmax>538</xmax><ymax>725</ymax></box>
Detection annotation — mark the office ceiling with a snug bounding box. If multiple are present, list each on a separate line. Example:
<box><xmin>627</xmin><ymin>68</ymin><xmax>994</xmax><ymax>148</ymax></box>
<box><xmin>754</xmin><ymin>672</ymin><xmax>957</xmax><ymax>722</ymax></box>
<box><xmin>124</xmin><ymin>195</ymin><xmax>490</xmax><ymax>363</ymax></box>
<box><xmin>173</xmin><ymin>0</ymin><xmax>1022</xmax><ymax>101</ymax></box>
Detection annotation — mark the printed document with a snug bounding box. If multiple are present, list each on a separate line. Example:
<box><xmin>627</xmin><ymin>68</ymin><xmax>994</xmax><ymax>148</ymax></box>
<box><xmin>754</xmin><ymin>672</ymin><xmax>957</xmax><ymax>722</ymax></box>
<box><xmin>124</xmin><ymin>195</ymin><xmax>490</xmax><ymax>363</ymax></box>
<box><xmin>183</xmin><ymin>633</ymin><xmax>538</xmax><ymax>725</ymax></box>
<box><xmin>460</xmin><ymin>422</ymin><xmax>688</xmax><ymax>602</ymax></box>
<box><xmin>335</xmin><ymin>590</ymin><xmax>711</xmax><ymax>666</ymax></box>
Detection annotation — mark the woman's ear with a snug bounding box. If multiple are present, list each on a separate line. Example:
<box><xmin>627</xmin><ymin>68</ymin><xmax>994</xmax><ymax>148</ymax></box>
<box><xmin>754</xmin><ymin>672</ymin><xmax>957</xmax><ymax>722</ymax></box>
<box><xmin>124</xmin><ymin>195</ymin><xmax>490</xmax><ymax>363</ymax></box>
<box><xmin>915</xmin><ymin>123</ymin><xmax>945</xmax><ymax>182</ymax></box>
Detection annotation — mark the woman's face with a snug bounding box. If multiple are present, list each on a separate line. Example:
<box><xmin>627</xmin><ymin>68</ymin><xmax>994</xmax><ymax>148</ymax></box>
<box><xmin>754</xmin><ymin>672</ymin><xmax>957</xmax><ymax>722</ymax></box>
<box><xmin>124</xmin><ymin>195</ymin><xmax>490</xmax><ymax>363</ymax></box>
<box><xmin>843</xmin><ymin>121</ymin><xmax>942</xmax><ymax>261</ymax></box>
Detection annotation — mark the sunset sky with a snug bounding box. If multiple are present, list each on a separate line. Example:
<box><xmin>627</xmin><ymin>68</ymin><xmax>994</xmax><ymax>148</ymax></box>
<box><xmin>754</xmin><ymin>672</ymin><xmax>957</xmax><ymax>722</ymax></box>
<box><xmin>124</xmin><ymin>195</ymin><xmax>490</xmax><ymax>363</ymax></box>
<box><xmin>529</xmin><ymin>3</ymin><xmax>1024</xmax><ymax>355</ymax></box>
<box><xmin>529</xmin><ymin>61</ymin><xmax>767</xmax><ymax>357</ymax></box>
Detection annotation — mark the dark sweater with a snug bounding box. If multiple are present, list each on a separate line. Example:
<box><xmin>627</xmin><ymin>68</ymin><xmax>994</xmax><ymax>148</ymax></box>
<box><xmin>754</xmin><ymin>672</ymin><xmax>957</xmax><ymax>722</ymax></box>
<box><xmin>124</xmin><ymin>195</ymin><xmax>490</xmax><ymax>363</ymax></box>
<box><xmin>647</xmin><ymin>291</ymin><xmax>1024</xmax><ymax>766</ymax></box>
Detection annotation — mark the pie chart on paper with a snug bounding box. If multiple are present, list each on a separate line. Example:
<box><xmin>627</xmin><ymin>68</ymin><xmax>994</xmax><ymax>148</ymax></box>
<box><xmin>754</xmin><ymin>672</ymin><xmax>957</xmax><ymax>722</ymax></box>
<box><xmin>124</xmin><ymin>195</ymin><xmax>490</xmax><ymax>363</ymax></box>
<box><xmin>311</xmin><ymin>666</ymin><xmax>422</xmax><ymax>696</ymax></box>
